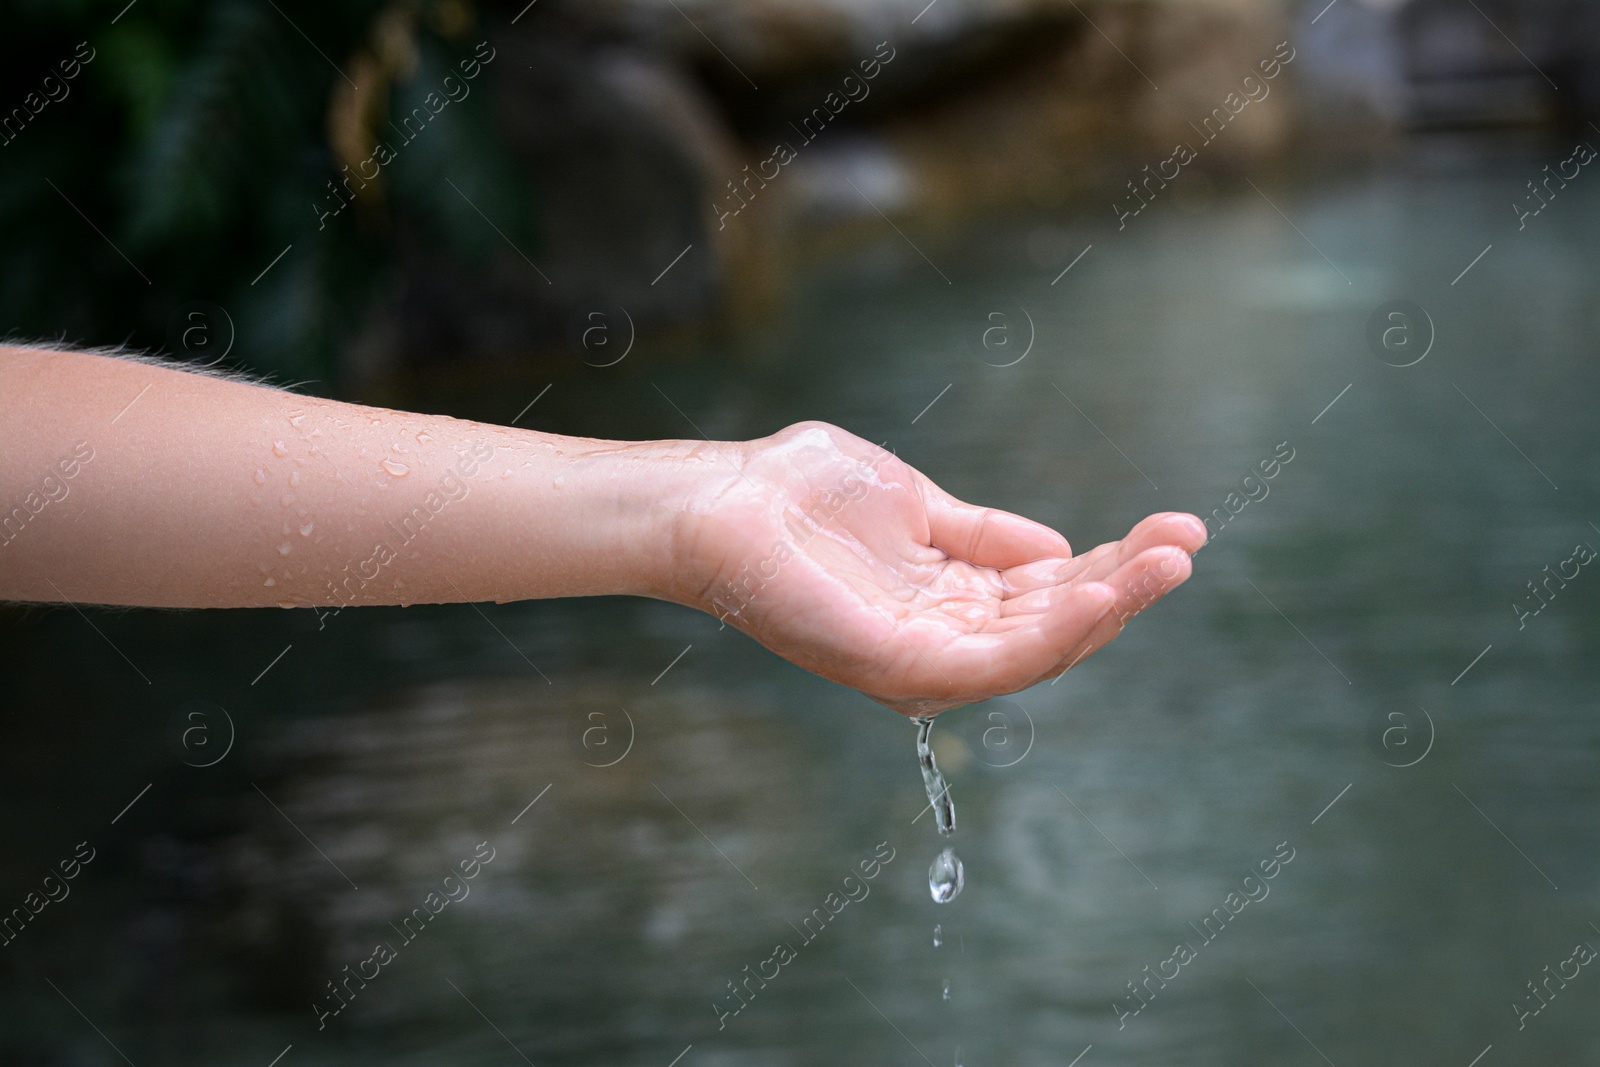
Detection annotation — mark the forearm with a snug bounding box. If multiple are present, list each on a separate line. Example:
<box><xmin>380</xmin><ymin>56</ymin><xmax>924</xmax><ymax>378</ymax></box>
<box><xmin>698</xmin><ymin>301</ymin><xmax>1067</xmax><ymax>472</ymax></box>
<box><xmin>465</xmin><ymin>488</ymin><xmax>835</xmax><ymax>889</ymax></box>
<box><xmin>0</xmin><ymin>346</ymin><xmax>710</xmax><ymax>609</ymax></box>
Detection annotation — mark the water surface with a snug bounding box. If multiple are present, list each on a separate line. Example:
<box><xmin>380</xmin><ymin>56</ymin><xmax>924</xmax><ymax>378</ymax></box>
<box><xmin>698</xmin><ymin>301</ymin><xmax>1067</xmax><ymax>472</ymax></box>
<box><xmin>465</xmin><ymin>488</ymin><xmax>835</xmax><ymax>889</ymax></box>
<box><xmin>4</xmin><ymin>136</ymin><xmax>1599</xmax><ymax>1065</ymax></box>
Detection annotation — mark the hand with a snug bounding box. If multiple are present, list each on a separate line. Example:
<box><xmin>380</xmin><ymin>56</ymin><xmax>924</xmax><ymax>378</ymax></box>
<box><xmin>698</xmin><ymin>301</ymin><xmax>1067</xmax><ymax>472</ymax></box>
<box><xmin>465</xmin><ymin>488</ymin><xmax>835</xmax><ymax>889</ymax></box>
<box><xmin>670</xmin><ymin>422</ymin><xmax>1205</xmax><ymax>715</ymax></box>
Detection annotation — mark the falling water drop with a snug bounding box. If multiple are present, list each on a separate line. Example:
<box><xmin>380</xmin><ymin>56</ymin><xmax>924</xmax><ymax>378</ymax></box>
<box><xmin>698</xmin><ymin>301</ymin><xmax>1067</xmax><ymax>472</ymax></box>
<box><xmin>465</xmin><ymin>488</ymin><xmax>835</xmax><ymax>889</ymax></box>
<box><xmin>932</xmin><ymin>924</ymin><xmax>942</xmax><ymax>948</ymax></box>
<box><xmin>942</xmin><ymin>978</ymin><xmax>952</xmax><ymax>1002</ymax></box>
<box><xmin>929</xmin><ymin>847</ymin><xmax>964</xmax><ymax>904</ymax></box>
<box><xmin>381</xmin><ymin>458</ymin><xmax>410</xmax><ymax>477</ymax></box>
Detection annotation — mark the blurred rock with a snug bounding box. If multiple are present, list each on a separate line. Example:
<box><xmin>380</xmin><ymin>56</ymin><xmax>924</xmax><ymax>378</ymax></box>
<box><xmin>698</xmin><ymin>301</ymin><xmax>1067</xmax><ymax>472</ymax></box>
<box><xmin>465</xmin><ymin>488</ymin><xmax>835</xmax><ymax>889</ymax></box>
<box><xmin>364</xmin><ymin>0</ymin><xmax>1598</xmax><ymax>373</ymax></box>
<box><xmin>359</xmin><ymin>0</ymin><xmax>1309</xmax><ymax>372</ymax></box>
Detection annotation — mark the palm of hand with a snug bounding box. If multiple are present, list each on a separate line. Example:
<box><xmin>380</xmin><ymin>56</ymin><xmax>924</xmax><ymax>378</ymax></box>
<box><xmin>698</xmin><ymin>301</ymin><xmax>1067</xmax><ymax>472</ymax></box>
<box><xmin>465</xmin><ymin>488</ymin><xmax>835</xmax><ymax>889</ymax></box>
<box><xmin>685</xmin><ymin>423</ymin><xmax>1204</xmax><ymax>716</ymax></box>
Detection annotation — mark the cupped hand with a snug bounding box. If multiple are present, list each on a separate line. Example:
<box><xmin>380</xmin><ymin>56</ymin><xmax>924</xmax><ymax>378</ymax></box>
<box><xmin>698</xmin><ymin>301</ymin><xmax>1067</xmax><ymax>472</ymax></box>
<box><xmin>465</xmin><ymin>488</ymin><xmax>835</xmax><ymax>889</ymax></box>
<box><xmin>672</xmin><ymin>422</ymin><xmax>1205</xmax><ymax>716</ymax></box>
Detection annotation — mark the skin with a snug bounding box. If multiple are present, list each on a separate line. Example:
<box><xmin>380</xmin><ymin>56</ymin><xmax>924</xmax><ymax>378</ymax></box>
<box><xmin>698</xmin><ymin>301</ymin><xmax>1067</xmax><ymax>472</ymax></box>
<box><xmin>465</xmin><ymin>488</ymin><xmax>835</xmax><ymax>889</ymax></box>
<box><xmin>0</xmin><ymin>345</ymin><xmax>1204</xmax><ymax>715</ymax></box>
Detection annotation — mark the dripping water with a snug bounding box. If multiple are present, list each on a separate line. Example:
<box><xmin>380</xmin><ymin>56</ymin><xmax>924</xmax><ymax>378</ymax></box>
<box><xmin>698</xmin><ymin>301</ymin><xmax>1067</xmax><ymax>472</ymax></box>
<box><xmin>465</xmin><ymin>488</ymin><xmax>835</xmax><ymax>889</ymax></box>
<box><xmin>916</xmin><ymin>718</ymin><xmax>964</xmax><ymax>1065</ymax></box>
<box><xmin>913</xmin><ymin>716</ymin><xmax>964</xmax><ymax>903</ymax></box>
<box><xmin>914</xmin><ymin>716</ymin><xmax>954</xmax><ymax>836</ymax></box>
<box><xmin>929</xmin><ymin>847</ymin><xmax>964</xmax><ymax>904</ymax></box>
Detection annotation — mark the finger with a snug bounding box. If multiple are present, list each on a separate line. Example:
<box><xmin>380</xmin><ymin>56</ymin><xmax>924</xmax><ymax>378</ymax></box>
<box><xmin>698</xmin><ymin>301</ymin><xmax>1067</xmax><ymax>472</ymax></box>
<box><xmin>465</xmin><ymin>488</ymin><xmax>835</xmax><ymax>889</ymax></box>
<box><xmin>1103</xmin><ymin>543</ymin><xmax>1195</xmax><ymax>619</ymax></box>
<box><xmin>1147</xmin><ymin>511</ymin><xmax>1207</xmax><ymax>552</ymax></box>
<box><xmin>1000</xmin><ymin>581</ymin><xmax>1076</xmax><ymax>617</ymax></box>
<box><xmin>998</xmin><ymin>552</ymin><xmax>1189</xmax><ymax>616</ymax></box>
<box><xmin>997</xmin><ymin>555</ymin><xmax>1076</xmax><ymax>595</ymax></box>
<box><xmin>920</xmin><ymin>478</ymin><xmax>1072</xmax><ymax>569</ymax></box>
<box><xmin>999</xmin><ymin>511</ymin><xmax>1199</xmax><ymax>595</ymax></box>
<box><xmin>1032</xmin><ymin>512</ymin><xmax>1205</xmax><ymax>589</ymax></box>
<box><xmin>1041</xmin><ymin>545</ymin><xmax>1194</xmax><ymax>682</ymax></box>
<box><xmin>927</xmin><ymin>581</ymin><xmax>1118</xmax><ymax>696</ymax></box>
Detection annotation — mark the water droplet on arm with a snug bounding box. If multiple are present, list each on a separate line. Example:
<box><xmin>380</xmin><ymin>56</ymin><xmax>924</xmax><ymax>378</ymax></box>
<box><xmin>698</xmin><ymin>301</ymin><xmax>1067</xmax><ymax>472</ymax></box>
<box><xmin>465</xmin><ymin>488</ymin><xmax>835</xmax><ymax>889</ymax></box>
<box><xmin>381</xmin><ymin>458</ymin><xmax>410</xmax><ymax>477</ymax></box>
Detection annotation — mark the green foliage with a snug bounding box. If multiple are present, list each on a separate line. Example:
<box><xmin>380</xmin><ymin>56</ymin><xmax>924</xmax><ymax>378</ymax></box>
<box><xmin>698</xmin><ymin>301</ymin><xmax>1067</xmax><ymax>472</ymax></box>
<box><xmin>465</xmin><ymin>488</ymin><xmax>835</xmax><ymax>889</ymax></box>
<box><xmin>0</xmin><ymin>0</ymin><xmax>538</xmax><ymax>391</ymax></box>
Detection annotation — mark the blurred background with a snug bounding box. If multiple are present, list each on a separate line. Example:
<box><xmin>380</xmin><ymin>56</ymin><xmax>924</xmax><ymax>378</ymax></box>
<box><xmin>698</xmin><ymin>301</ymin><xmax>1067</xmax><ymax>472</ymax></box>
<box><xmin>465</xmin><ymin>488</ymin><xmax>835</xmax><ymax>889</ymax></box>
<box><xmin>4</xmin><ymin>0</ymin><xmax>1600</xmax><ymax>1064</ymax></box>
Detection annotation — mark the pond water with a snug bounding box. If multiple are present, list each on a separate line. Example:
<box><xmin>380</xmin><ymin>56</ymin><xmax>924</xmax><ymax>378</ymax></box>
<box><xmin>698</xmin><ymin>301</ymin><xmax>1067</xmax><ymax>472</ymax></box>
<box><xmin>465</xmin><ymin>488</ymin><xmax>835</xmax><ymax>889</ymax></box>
<box><xmin>4</xmin><ymin>134</ymin><xmax>1600</xmax><ymax>1066</ymax></box>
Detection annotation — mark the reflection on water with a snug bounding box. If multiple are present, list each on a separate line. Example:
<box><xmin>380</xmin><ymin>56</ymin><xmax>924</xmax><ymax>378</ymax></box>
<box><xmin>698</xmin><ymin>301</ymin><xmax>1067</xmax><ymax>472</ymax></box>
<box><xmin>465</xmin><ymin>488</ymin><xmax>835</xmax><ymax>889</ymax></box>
<box><xmin>5</xmin><ymin>137</ymin><xmax>1600</xmax><ymax>1065</ymax></box>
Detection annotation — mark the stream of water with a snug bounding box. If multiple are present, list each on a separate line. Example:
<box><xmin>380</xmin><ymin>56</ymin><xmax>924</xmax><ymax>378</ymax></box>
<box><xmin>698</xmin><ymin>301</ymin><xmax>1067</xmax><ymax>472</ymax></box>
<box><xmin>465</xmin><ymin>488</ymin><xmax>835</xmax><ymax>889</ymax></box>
<box><xmin>914</xmin><ymin>715</ymin><xmax>965</xmax><ymax>903</ymax></box>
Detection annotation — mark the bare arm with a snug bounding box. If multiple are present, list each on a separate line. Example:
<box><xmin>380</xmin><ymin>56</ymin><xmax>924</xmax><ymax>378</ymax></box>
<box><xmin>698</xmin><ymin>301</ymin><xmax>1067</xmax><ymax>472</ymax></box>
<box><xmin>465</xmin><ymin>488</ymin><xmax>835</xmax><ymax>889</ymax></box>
<box><xmin>0</xmin><ymin>344</ymin><xmax>1204</xmax><ymax>713</ymax></box>
<box><xmin>0</xmin><ymin>345</ymin><xmax>700</xmax><ymax>609</ymax></box>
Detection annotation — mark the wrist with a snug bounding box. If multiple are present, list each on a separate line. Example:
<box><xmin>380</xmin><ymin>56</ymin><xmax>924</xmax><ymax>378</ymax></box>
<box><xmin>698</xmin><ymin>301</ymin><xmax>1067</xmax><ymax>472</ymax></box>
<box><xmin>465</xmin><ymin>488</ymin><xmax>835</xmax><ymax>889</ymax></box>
<box><xmin>564</xmin><ymin>435</ymin><xmax>743</xmax><ymax>606</ymax></box>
